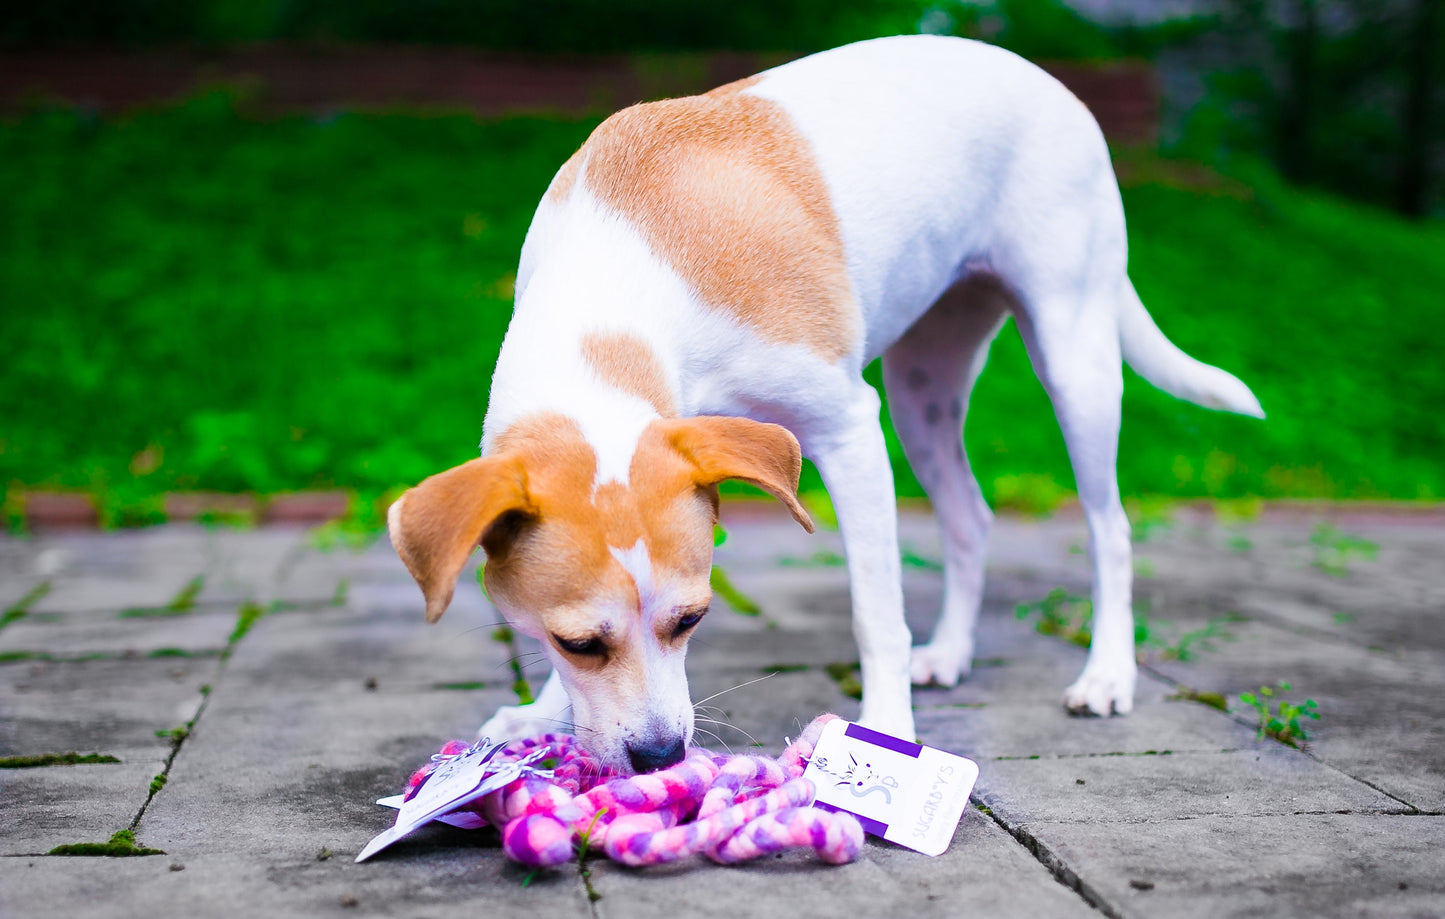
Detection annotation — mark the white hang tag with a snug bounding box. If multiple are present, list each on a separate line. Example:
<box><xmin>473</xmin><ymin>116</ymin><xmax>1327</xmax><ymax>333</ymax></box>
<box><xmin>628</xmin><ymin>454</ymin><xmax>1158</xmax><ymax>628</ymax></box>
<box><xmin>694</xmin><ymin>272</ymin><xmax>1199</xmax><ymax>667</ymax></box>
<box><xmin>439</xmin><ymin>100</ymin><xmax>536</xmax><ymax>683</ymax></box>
<box><xmin>375</xmin><ymin>795</ymin><xmax>487</xmax><ymax>829</ymax></box>
<box><xmin>355</xmin><ymin>740</ymin><xmax>549</xmax><ymax>863</ymax></box>
<box><xmin>803</xmin><ymin>719</ymin><xmax>978</xmax><ymax>857</ymax></box>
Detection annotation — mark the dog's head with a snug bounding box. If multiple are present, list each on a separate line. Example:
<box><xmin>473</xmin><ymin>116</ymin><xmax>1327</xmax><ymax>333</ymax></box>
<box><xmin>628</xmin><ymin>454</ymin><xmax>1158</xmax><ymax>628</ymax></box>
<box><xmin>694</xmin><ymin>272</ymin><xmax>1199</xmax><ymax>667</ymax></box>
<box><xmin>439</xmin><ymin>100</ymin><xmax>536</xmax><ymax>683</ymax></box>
<box><xmin>387</xmin><ymin>413</ymin><xmax>813</xmax><ymax>773</ymax></box>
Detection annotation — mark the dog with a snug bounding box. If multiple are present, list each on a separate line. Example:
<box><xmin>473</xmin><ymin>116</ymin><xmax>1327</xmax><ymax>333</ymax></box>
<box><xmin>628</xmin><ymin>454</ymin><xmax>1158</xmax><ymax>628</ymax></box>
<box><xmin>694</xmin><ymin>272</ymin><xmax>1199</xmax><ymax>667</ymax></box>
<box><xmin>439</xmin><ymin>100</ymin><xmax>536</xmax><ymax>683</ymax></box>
<box><xmin>386</xmin><ymin>35</ymin><xmax>1263</xmax><ymax>775</ymax></box>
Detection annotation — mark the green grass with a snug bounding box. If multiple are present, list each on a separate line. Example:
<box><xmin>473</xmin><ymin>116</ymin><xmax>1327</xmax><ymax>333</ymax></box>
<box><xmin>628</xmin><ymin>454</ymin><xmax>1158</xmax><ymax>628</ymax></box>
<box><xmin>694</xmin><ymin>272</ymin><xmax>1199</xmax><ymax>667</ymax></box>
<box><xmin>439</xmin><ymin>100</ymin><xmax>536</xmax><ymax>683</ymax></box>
<box><xmin>2</xmin><ymin>98</ymin><xmax>1442</xmax><ymax>518</ymax></box>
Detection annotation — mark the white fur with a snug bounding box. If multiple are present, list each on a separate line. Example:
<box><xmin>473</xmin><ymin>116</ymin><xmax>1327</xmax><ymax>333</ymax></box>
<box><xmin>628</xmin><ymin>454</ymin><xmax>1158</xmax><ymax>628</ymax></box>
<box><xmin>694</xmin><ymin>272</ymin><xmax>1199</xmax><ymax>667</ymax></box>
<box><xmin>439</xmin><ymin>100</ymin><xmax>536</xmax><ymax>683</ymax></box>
<box><xmin>479</xmin><ymin>35</ymin><xmax>1262</xmax><ymax>746</ymax></box>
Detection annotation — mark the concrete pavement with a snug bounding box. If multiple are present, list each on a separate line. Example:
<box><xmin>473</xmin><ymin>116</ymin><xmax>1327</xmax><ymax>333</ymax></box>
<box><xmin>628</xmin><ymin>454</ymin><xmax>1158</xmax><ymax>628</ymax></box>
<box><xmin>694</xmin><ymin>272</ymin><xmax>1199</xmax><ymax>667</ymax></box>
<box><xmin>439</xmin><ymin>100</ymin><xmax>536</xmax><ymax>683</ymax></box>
<box><xmin>1</xmin><ymin>503</ymin><xmax>1442</xmax><ymax>918</ymax></box>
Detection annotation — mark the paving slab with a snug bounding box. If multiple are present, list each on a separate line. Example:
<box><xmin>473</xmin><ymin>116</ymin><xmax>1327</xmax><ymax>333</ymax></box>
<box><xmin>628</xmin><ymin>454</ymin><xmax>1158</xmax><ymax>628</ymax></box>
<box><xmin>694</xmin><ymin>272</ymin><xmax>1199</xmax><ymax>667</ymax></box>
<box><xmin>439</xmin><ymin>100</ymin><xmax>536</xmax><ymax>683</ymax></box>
<box><xmin>975</xmin><ymin>745</ymin><xmax>1402</xmax><ymax>825</ymax></box>
<box><xmin>589</xmin><ymin>805</ymin><xmax>1097</xmax><ymax>919</ymax></box>
<box><xmin>0</xmin><ymin>605</ymin><xmax>240</xmax><ymax>657</ymax></box>
<box><xmin>0</xmin><ymin>655</ymin><xmax>216</xmax><ymax>757</ymax></box>
<box><xmin>0</xmin><ymin>757</ymin><xmax>164</xmax><ymax>855</ymax></box>
<box><xmin>1028</xmin><ymin>814</ymin><xmax>1445</xmax><ymax>919</ymax></box>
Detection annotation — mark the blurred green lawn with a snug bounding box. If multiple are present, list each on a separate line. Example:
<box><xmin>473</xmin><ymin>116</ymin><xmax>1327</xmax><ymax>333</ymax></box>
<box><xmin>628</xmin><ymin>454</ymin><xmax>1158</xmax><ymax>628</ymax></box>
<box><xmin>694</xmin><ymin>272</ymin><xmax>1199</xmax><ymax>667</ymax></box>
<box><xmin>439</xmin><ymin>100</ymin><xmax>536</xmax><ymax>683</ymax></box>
<box><xmin>2</xmin><ymin>95</ymin><xmax>1441</xmax><ymax>523</ymax></box>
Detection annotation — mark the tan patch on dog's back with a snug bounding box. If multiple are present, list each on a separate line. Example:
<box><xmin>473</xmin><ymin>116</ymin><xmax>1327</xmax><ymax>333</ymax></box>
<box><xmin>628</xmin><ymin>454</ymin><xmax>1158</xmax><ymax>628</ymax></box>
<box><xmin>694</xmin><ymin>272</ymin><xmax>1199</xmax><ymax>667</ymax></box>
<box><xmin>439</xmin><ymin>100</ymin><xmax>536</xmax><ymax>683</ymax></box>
<box><xmin>579</xmin><ymin>83</ymin><xmax>859</xmax><ymax>362</ymax></box>
<box><xmin>547</xmin><ymin>151</ymin><xmax>583</xmax><ymax>205</ymax></box>
<box><xmin>580</xmin><ymin>331</ymin><xmax>677</xmax><ymax>417</ymax></box>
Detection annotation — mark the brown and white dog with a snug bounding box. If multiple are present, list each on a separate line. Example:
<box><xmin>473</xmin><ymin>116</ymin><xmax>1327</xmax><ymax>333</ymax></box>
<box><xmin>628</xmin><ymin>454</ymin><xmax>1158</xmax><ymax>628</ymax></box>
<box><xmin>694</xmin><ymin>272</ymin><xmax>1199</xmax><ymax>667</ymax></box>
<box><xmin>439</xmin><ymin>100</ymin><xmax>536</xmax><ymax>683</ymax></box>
<box><xmin>387</xmin><ymin>36</ymin><xmax>1263</xmax><ymax>775</ymax></box>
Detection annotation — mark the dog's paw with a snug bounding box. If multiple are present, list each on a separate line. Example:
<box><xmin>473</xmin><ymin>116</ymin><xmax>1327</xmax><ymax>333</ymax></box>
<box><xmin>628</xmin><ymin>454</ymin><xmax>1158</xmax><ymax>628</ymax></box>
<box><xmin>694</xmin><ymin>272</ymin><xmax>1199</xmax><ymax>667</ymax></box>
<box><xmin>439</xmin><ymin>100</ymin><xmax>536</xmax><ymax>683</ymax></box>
<box><xmin>910</xmin><ymin>642</ymin><xmax>971</xmax><ymax>687</ymax></box>
<box><xmin>477</xmin><ymin>704</ymin><xmax>565</xmax><ymax>742</ymax></box>
<box><xmin>1062</xmin><ymin>662</ymin><xmax>1137</xmax><ymax>717</ymax></box>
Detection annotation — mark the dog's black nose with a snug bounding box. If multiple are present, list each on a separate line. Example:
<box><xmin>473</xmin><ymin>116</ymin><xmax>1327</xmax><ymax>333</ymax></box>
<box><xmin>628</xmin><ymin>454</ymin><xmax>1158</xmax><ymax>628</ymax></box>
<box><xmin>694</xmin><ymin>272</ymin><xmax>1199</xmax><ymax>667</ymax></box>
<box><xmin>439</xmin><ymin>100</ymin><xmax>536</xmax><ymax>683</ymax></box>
<box><xmin>626</xmin><ymin>736</ymin><xmax>686</xmax><ymax>773</ymax></box>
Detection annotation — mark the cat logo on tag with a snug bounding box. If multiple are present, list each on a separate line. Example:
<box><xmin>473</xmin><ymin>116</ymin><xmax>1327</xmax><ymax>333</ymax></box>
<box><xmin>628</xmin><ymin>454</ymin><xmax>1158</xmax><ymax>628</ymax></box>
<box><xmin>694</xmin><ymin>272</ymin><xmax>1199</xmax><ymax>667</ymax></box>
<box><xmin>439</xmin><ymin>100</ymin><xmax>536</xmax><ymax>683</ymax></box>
<box><xmin>802</xmin><ymin>719</ymin><xmax>978</xmax><ymax>856</ymax></box>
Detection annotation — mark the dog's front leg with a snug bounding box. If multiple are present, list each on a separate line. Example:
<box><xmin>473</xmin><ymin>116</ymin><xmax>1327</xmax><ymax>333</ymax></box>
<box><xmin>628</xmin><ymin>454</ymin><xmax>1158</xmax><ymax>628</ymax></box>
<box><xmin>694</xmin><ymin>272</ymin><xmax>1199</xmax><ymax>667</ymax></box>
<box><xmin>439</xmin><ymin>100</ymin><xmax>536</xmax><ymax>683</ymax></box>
<box><xmin>806</xmin><ymin>387</ymin><xmax>916</xmax><ymax>740</ymax></box>
<box><xmin>477</xmin><ymin>670</ymin><xmax>572</xmax><ymax>741</ymax></box>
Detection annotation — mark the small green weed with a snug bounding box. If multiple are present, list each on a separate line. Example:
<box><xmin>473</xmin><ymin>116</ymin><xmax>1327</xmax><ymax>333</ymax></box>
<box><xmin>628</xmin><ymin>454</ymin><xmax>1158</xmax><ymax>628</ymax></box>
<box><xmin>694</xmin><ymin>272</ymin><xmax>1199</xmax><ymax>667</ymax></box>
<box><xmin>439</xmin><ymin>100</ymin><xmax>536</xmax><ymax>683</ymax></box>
<box><xmin>575</xmin><ymin>806</ymin><xmax>608</xmax><ymax>902</ymax></box>
<box><xmin>1166</xmin><ymin>687</ymin><xmax>1229</xmax><ymax>711</ymax></box>
<box><xmin>490</xmin><ymin>625</ymin><xmax>514</xmax><ymax>643</ymax></box>
<box><xmin>1227</xmin><ymin>534</ymin><xmax>1254</xmax><ymax>553</ymax></box>
<box><xmin>149</xmin><ymin>773</ymin><xmax>168</xmax><ymax>795</ymax></box>
<box><xmin>48</xmin><ymin>829</ymin><xmax>165</xmax><ymax>857</ymax></box>
<box><xmin>778</xmin><ymin>549</ymin><xmax>846</xmax><ymax>568</ymax></box>
<box><xmin>1309</xmin><ymin>523</ymin><xmax>1378</xmax><ymax>577</ymax></box>
<box><xmin>154</xmin><ymin>725</ymin><xmax>190</xmax><ymax>746</ymax></box>
<box><xmin>710</xmin><ymin>566</ymin><xmax>761</xmax><ymax>616</ymax></box>
<box><xmin>713</xmin><ymin>523</ymin><xmax>728</xmax><ymax>547</ymax></box>
<box><xmin>330</xmin><ymin>578</ymin><xmax>349</xmax><ymax>607</ymax></box>
<box><xmin>1016</xmin><ymin>588</ymin><xmax>1092</xmax><ymax>648</ymax></box>
<box><xmin>901</xmin><ymin>549</ymin><xmax>943</xmax><ymax>572</ymax></box>
<box><xmin>1239</xmin><ymin>681</ymin><xmax>1320</xmax><ymax>747</ymax></box>
<box><xmin>0</xmin><ymin>751</ymin><xmax>121</xmax><ymax>768</ymax></box>
<box><xmin>227</xmin><ymin>601</ymin><xmax>267</xmax><ymax>647</ymax></box>
<box><xmin>167</xmin><ymin>575</ymin><xmax>205</xmax><ymax>612</ymax></box>
<box><xmin>762</xmin><ymin>663</ymin><xmax>809</xmax><ymax>674</ymax></box>
<box><xmin>436</xmin><ymin>681</ymin><xmax>488</xmax><ymax>691</ymax></box>
<box><xmin>824</xmin><ymin>661</ymin><xmax>863</xmax><ymax>701</ymax></box>
<box><xmin>1</xmin><ymin>580</ymin><xmax>51</xmax><ymax>630</ymax></box>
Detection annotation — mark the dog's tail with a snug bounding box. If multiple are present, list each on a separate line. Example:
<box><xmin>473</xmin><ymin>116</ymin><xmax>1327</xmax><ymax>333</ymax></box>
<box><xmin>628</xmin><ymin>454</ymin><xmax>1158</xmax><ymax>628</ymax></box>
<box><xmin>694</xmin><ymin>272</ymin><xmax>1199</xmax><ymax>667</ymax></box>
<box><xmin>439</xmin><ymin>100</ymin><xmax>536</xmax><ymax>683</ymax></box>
<box><xmin>1117</xmin><ymin>280</ymin><xmax>1265</xmax><ymax>418</ymax></box>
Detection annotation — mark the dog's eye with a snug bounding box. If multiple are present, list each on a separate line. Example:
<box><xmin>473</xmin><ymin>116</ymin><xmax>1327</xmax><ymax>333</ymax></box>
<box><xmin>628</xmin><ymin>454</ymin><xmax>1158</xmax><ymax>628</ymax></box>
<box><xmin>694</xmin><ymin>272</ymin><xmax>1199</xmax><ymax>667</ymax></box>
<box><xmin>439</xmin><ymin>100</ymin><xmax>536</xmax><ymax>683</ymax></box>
<box><xmin>673</xmin><ymin>608</ymin><xmax>707</xmax><ymax>637</ymax></box>
<box><xmin>554</xmin><ymin>634</ymin><xmax>605</xmax><ymax>656</ymax></box>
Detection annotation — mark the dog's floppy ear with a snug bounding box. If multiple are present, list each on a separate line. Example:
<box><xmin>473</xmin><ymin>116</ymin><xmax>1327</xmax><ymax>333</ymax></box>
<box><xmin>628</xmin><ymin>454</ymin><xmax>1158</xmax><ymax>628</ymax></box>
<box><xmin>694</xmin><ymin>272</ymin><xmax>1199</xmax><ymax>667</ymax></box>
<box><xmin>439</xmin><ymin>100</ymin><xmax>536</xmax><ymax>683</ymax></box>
<box><xmin>659</xmin><ymin>416</ymin><xmax>814</xmax><ymax>533</ymax></box>
<box><xmin>387</xmin><ymin>455</ymin><xmax>534</xmax><ymax>623</ymax></box>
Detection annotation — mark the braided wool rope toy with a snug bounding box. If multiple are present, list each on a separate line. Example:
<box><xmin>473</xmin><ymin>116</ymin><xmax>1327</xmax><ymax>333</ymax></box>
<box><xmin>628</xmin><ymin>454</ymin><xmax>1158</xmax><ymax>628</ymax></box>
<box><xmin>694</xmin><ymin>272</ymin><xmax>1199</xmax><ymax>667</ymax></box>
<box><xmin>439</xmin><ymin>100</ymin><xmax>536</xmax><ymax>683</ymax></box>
<box><xmin>401</xmin><ymin>713</ymin><xmax>864</xmax><ymax>868</ymax></box>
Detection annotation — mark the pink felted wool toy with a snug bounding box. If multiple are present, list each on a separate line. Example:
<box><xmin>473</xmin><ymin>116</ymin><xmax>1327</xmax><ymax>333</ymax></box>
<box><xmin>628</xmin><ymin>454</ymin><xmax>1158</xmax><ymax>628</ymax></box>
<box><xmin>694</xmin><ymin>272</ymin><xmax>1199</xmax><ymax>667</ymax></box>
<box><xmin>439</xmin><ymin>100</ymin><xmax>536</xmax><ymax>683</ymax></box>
<box><xmin>401</xmin><ymin>713</ymin><xmax>864</xmax><ymax>867</ymax></box>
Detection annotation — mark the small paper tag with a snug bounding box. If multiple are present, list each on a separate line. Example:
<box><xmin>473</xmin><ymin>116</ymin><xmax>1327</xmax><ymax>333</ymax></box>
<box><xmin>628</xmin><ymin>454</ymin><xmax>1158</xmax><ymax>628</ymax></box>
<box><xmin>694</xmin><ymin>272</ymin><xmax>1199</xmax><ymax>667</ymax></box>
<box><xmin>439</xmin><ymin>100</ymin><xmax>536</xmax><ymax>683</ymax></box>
<box><xmin>803</xmin><ymin>719</ymin><xmax>978</xmax><ymax>856</ymax></box>
<box><xmin>355</xmin><ymin>739</ymin><xmax>549</xmax><ymax>863</ymax></box>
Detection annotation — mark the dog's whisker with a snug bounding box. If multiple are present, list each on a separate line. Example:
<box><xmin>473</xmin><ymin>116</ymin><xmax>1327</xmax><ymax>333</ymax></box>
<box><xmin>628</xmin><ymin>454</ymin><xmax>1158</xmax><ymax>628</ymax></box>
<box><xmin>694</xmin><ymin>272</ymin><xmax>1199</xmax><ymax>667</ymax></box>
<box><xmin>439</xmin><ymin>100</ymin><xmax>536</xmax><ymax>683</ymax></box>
<box><xmin>692</xmin><ymin>672</ymin><xmax>775</xmax><ymax>708</ymax></box>
<box><xmin>692</xmin><ymin>726</ymin><xmax>735</xmax><ymax>756</ymax></box>
<box><xmin>694</xmin><ymin>715</ymin><xmax>761</xmax><ymax>749</ymax></box>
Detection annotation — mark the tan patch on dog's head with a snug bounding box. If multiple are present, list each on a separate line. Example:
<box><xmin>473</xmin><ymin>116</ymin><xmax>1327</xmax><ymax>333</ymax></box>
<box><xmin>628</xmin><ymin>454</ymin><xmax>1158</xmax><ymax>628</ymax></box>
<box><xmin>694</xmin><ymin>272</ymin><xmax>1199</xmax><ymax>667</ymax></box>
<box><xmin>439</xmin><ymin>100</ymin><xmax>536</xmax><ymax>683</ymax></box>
<box><xmin>578</xmin><ymin>85</ymin><xmax>859</xmax><ymax>361</ymax></box>
<box><xmin>581</xmin><ymin>331</ymin><xmax>677</xmax><ymax>417</ymax></box>
<box><xmin>391</xmin><ymin>411</ymin><xmax>812</xmax><ymax>626</ymax></box>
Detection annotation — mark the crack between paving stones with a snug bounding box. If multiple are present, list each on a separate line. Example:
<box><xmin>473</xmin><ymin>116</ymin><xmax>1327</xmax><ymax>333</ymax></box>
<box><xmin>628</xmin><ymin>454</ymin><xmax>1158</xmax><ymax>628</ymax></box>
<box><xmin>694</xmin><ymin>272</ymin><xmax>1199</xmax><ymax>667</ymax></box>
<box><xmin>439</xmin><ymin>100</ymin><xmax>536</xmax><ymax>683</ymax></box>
<box><xmin>973</xmin><ymin>799</ymin><xmax>1122</xmax><ymax>918</ymax></box>
<box><xmin>980</xmin><ymin>807</ymin><xmax>1430</xmax><ymax>828</ymax></box>
<box><xmin>989</xmin><ymin>749</ymin><xmax>1243</xmax><ymax>761</ymax></box>
<box><xmin>125</xmin><ymin>600</ymin><xmax>270</xmax><ymax>833</ymax></box>
<box><xmin>1139</xmin><ymin>660</ymin><xmax>1425</xmax><ymax>813</ymax></box>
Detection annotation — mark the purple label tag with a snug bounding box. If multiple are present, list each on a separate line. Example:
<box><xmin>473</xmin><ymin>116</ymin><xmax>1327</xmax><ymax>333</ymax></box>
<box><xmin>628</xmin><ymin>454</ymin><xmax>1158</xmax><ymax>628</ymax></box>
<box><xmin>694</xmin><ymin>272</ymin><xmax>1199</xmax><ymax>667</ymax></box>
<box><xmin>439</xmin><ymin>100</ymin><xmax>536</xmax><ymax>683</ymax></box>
<box><xmin>845</xmin><ymin>722</ymin><xmax>922</xmax><ymax>758</ymax></box>
<box><xmin>815</xmin><ymin>800</ymin><xmax>889</xmax><ymax>838</ymax></box>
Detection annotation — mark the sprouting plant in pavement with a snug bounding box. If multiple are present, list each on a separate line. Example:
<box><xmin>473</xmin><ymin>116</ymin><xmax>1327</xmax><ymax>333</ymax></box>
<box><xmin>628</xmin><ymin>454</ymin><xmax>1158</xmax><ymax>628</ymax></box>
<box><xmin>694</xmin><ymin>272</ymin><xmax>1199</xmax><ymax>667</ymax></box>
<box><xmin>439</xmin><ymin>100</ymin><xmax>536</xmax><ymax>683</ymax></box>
<box><xmin>167</xmin><ymin>575</ymin><xmax>205</xmax><ymax>612</ymax></box>
<box><xmin>1309</xmin><ymin>523</ymin><xmax>1378</xmax><ymax>577</ymax></box>
<box><xmin>575</xmin><ymin>806</ymin><xmax>609</xmax><ymax>901</ymax></box>
<box><xmin>1016</xmin><ymin>588</ymin><xmax>1092</xmax><ymax>648</ymax></box>
<box><xmin>1240</xmin><ymin>681</ymin><xmax>1320</xmax><ymax>747</ymax></box>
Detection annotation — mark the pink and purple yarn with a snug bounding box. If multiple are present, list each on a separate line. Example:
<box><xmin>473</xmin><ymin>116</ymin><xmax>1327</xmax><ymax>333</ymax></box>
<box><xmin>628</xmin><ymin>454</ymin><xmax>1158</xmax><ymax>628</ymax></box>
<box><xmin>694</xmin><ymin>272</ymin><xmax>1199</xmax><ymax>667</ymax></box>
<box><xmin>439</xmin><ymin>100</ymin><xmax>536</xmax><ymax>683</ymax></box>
<box><xmin>402</xmin><ymin>713</ymin><xmax>863</xmax><ymax>868</ymax></box>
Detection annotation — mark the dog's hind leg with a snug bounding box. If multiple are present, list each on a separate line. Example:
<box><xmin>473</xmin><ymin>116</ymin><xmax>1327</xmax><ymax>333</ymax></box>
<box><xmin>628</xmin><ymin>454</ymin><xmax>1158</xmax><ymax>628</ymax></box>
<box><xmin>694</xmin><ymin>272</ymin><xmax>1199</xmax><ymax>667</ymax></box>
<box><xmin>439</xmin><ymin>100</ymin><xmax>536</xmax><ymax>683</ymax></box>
<box><xmin>882</xmin><ymin>277</ymin><xmax>1009</xmax><ymax>687</ymax></box>
<box><xmin>1012</xmin><ymin>273</ymin><xmax>1137</xmax><ymax>716</ymax></box>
